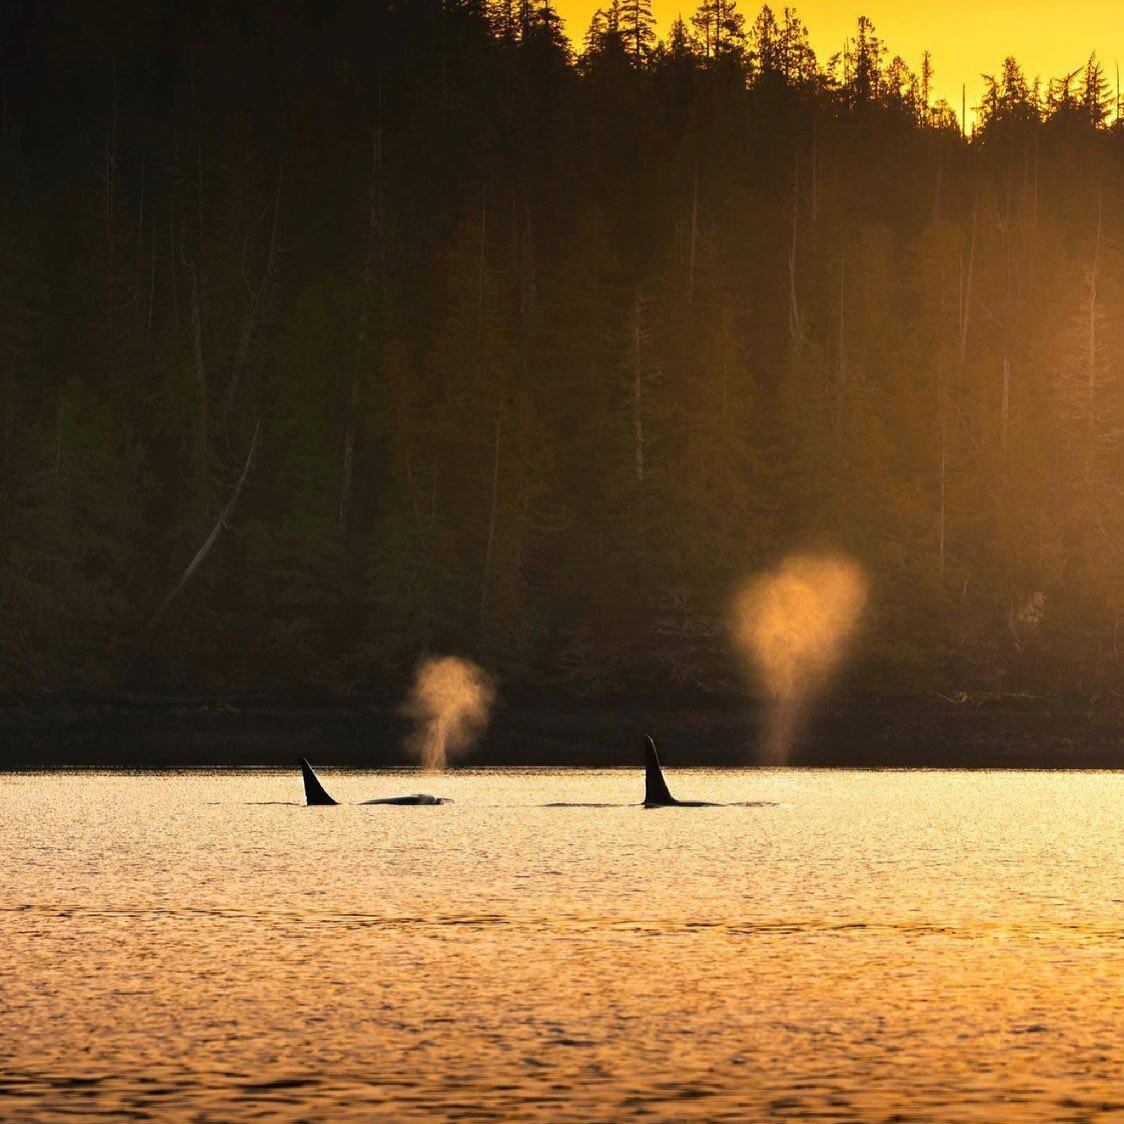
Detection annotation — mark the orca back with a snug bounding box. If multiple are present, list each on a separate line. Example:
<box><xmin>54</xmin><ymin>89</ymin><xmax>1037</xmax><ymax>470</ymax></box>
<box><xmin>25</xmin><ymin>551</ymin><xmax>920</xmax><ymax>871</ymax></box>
<box><xmin>300</xmin><ymin>758</ymin><xmax>338</xmax><ymax>805</ymax></box>
<box><xmin>643</xmin><ymin>735</ymin><xmax>677</xmax><ymax>806</ymax></box>
<box><xmin>360</xmin><ymin>794</ymin><xmax>451</xmax><ymax>805</ymax></box>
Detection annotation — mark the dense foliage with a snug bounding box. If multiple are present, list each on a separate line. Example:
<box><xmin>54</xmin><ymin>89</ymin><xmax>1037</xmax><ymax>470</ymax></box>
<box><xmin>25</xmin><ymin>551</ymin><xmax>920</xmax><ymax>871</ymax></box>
<box><xmin>1</xmin><ymin>0</ymin><xmax>1121</xmax><ymax>696</ymax></box>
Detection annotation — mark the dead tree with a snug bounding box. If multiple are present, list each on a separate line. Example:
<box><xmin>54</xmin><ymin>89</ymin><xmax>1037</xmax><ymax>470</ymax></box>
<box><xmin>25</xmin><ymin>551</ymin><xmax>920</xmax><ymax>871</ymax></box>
<box><xmin>339</xmin><ymin>110</ymin><xmax>384</xmax><ymax>538</ymax></box>
<box><xmin>137</xmin><ymin>420</ymin><xmax>260</xmax><ymax>646</ymax></box>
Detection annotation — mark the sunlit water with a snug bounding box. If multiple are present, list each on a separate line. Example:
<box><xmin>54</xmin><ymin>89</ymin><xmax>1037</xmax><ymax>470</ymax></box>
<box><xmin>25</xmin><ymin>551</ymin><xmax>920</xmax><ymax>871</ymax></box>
<box><xmin>2</xmin><ymin>768</ymin><xmax>1122</xmax><ymax>1121</ymax></box>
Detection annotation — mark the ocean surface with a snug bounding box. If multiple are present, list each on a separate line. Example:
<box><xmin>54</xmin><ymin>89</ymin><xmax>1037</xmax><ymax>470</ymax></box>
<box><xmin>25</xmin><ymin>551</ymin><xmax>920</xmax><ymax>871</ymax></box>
<box><xmin>1</xmin><ymin>767</ymin><xmax>1122</xmax><ymax>1121</ymax></box>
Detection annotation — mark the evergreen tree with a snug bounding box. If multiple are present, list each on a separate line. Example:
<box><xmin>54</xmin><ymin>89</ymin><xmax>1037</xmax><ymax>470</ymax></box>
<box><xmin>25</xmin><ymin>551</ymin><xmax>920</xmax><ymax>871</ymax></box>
<box><xmin>692</xmin><ymin>0</ymin><xmax>746</xmax><ymax>62</ymax></box>
<box><xmin>1</xmin><ymin>0</ymin><xmax>1122</xmax><ymax>699</ymax></box>
<box><xmin>618</xmin><ymin>0</ymin><xmax>657</xmax><ymax>66</ymax></box>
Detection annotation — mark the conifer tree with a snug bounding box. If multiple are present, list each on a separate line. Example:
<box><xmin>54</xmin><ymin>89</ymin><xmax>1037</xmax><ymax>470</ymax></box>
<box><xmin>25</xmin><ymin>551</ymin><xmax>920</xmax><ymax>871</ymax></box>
<box><xmin>618</xmin><ymin>0</ymin><xmax>657</xmax><ymax>66</ymax></box>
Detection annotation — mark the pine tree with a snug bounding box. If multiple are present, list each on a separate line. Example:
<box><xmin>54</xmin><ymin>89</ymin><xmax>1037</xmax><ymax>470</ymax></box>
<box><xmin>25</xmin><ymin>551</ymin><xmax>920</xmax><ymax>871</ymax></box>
<box><xmin>692</xmin><ymin>0</ymin><xmax>746</xmax><ymax>62</ymax></box>
<box><xmin>618</xmin><ymin>0</ymin><xmax>657</xmax><ymax>67</ymax></box>
<box><xmin>1080</xmin><ymin>54</ymin><xmax>1112</xmax><ymax>127</ymax></box>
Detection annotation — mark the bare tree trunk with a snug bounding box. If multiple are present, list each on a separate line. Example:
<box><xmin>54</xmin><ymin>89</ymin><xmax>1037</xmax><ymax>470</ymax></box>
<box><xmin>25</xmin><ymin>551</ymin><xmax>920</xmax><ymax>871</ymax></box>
<box><xmin>139</xmin><ymin>421</ymin><xmax>260</xmax><ymax>646</ymax></box>
<box><xmin>687</xmin><ymin>164</ymin><xmax>698</xmax><ymax>304</ymax></box>
<box><xmin>103</xmin><ymin>79</ymin><xmax>118</xmax><ymax>322</ymax></box>
<box><xmin>0</xmin><ymin>374</ymin><xmax>9</xmax><ymax>549</ymax></box>
<box><xmin>338</xmin><ymin>118</ymin><xmax>382</xmax><ymax>537</ymax></box>
<box><xmin>632</xmin><ymin>293</ymin><xmax>645</xmax><ymax>484</ymax></box>
<box><xmin>220</xmin><ymin>166</ymin><xmax>282</xmax><ymax>432</ymax></box>
<box><xmin>719</xmin><ymin>307</ymin><xmax>730</xmax><ymax>439</ymax></box>
<box><xmin>938</xmin><ymin>389</ymin><xmax>947</xmax><ymax>579</ymax></box>
<box><xmin>480</xmin><ymin>393</ymin><xmax>504</xmax><ymax>631</ymax></box>
<box><xmin>338</xmin><ymin>372</ymin><xmax>360</xmax><ymax>536</ymax></box>
<box><xmin>959</xmin><ymin>204</ymin><xmax>977</xmax><ymax>368</ymax></box>
<box><xmin>941</xmin><ymin>203</ymin><xmax>976</xmax><ymax>583</ymax></box>
<box><xmin>835</xmin><ymin>251</ymin><xmax>846</xmax><ymax>457</ymax></box>
<box><xmin>178</xmin><ymin>143</ymin><xmax>210</xmax><ymax>489</ymax></box>
<box><xmin>519</xmin><ymin>195</ymin><xmax>536</xmax><ymax>324</ymax></box>
<box><xmin>187</xmin><ymin>261</ymin><xmax>208</xmax><ymax>478</ymax></box>
<box><xmin>147</xmin><ymin>219</ymin><xmax>156</xmax><ymax>337</ymax></box>
<box><xmin>475</xmin><ymin>182</ymin><xmax>488</xmax><ymax>384</ymax></box>
<box><xmin>1031</xmin><ymin>133</ymin><xmax>1039</xmax><ymax>252</ymax></box>
<box><xmin>405</xmin><ymin>450</ymin><xmax>426</xmax><ymax>541</ymax></box>
<box><xmin>1000</xmin><ymin>203</ymin><xmax>1014</xmax><ymax>464</ymax></box>
<box><xmin>195</xmin><ymin>143</ymin><xmax>205</xmax><ymax>255</ymax></box>
<box><xmin>1000</xmin><ymin>355</ymin><xmax>1010</xmax><ymax>459</ymax></box>
<box><xmin>136</xmin><ymin>148</ymin><xmax>145</xmax><ymax>277</ymax></box>
<box><xmin>810</xmin><ymin>118</ymin><xmax>818</xmax><ymax>227</ymax></box>
<box><xmin>787</xmin><ymin>152</ymin><xmax>800</xmax><ymax>340</ymax></box>
<box><xmin>931</xmin><ymin>145</ymin><xmax>943</xmax><ymax>224</ymax></box>
<box><xmin>1082</xmin><ymin>188</ymin><xmax>1104</xmax><ymax>483</ymax></box>
<box><xmin>54</xmin><ymin>398</ymin><xmax>64</xmax><ymax>481</ymax></box>
<box><xmin>168</xmin><ymin>215</ymin><xmax>179</xmax><ymax>327</ymax></box>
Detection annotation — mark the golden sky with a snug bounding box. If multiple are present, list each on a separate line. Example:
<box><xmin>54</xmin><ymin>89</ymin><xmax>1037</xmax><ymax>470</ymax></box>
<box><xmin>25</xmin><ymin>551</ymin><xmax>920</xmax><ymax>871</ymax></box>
<box><xmin>554</xmin><ymin>2</ymin><xmax>1122</xmax><ymax>119</ymax></box>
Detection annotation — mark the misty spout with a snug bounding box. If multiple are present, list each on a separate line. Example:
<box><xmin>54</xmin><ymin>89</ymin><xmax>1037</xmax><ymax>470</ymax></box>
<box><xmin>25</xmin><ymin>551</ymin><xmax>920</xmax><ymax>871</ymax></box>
<box><xmin>402</xmin><ymin>656</ymin><xmax>496</xmax><ymax>772</ymax></box>
<box><xmin>731</xmin><ymin>554</ymin><xmax>868</xmax><ymax>765</ymax></box>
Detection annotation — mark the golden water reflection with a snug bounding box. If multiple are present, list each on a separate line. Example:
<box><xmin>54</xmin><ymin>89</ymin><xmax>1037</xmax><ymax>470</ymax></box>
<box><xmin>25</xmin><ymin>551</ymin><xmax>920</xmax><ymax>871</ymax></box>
<box><xmin>1</xmin><ymin>768</ymin><xmax>1122</xmax><ymax>1120</ymax></box>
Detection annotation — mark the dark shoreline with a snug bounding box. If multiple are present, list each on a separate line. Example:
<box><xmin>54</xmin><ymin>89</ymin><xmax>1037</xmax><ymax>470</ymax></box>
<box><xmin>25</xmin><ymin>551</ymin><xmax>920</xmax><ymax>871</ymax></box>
<box><xmin>3</xmin><ymin>689</ymin><xmax>1124</xmax><ymax>770</ymax></box>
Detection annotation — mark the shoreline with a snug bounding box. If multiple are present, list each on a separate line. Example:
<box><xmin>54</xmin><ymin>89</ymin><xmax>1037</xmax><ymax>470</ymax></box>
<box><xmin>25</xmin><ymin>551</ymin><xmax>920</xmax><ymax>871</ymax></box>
<box><xmin>3</xmin><ymin>690</ymin><xmax>1123</xmax><ymax>770</ymax></box>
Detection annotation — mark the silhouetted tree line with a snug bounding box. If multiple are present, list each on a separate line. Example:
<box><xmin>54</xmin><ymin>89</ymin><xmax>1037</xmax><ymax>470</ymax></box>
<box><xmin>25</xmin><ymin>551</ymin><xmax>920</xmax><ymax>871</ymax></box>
<box><xmin>0</xmin><ymin>0</ymin><xmax>1121</xmax><ymax>698</ymax></box>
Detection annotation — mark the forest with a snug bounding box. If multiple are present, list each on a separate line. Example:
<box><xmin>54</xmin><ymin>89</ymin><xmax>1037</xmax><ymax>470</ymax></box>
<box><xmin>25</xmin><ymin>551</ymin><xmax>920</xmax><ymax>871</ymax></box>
<box><xmin>0</xmin><ymin>0</ymin><xmax>1122</xmax><ymax>702</ymax></box>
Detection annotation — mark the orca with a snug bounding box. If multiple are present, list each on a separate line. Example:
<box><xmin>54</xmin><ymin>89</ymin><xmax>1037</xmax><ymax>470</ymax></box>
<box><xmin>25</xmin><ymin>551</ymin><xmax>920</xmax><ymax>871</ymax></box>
<box><xmin>541</xmin><ymin>739</ymin><xmax>775</xmax><ymax>808</ymax></box>
<box><xmin>643</xmin><ymin>735</ymin><xmax>722</xmax><ymax>807</ymax></box>
<box><xmin>299</xmin><ymin>758</ymin><xmax>452</xmax><ymax>806</ymax></box>
<box><xmin>300</xmin><ymin>757</ymin><xmax>337</xmax><ymax>804</ymax></box>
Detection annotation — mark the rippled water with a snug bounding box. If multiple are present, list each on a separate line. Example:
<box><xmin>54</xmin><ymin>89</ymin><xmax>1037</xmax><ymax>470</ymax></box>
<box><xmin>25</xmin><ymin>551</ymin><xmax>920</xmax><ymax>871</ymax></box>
<box><xmin>2</xmin><ymin>767</ymin><xmax>1123</xmax><ymax>1121</ymax></box>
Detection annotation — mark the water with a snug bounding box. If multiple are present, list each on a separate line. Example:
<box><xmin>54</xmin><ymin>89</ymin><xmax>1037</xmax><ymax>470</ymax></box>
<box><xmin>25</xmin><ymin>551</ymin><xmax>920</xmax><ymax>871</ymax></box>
<box><xmin>2</xmin><ymin>767</ymin><xmax>1122</xmax><ymax>1121</ymax></box>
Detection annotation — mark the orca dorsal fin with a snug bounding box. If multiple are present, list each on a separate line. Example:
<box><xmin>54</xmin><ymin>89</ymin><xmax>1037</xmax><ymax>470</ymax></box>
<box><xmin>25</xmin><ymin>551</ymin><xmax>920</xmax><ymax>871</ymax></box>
<box><xmin>643</xmin><ymin>735</ymin><xmax>677</xmax><ymax>805</ymax></box>
<box><xmin>300</xmin><ymin>758</ymin><xmax>338</xmax><ymax>805</ymax></box>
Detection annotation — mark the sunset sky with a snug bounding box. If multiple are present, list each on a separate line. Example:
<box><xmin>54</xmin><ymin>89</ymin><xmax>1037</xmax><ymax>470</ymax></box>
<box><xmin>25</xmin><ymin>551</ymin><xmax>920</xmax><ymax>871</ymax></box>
<box><xmin>554</xmin><ymin>1</ymin><xmax>1121</xmax><ymax>120</ymax></box>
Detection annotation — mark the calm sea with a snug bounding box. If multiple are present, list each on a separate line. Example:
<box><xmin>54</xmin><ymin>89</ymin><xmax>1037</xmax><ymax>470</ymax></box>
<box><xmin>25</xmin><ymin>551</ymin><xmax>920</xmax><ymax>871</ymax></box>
<box><xmin>2</xmin><ymin>768</ymin><xmax>1122</xmax><ymax>1121</ymax></box>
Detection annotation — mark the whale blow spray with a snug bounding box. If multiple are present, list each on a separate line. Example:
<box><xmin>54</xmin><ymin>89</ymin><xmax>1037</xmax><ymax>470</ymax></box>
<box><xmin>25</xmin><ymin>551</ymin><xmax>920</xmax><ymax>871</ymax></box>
<box><xmin>402</xmin><ymin>656</ymin><xmax>496</xmax><ymax>771</ymax></box>
<box><xmin>730</xmin><ymin>554</ymin><xmax>868</xmax><ymax>765</ymax></box>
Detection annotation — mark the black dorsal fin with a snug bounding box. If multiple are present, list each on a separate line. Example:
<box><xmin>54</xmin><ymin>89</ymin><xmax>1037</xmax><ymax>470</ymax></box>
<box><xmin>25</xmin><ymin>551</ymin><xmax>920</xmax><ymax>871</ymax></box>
<box><xmin>300</xmin><ymin>758</ymin><xmax>337</xmax><ymax>805</ymax></box>
<box><xmin>643</xmin><ymin>735</ymin><xmax>677</xmax><ymax>805</ymax></box>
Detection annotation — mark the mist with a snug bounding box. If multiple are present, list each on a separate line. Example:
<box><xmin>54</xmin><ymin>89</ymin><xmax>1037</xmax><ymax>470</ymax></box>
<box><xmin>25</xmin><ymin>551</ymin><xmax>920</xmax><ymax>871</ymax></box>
<box><xmin>730</xmin><ymin>554</ymin><xmax>868</xmax><ymax>764</ymax></box>
<box><xmin>402</xmin><ymin>656</ymin><xmax>497</xmax><ymax>772</ymax></box>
